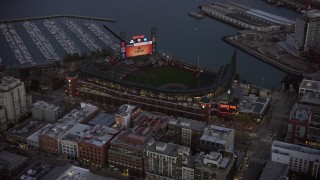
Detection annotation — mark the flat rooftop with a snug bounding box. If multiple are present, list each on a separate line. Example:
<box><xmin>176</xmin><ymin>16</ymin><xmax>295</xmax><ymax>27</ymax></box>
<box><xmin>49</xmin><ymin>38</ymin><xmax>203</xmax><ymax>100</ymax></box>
<box><xmin>259</xmin><ymin>160</ymin><xmax>288</xmax><ymax>180</ymax></box>
<box><xmin>47</xmin><ymin>165</ymin><xmax>118</xmax><ymax>180</ymax></box>
<box><xmin>111</xmin><ymin>129</ymin><xmax>151</xmax><ymax>151</ymax></box>
<box><xmin>116</xmin><ymin>104</ymin><xmax>137</xmax><ymax>116</ymax></box>
<box><xmin>79</xmin><ymin>125</ymin><xmax>119</xmax><ymax>147</ymax></box>
<box><xmin>0</xmin><ymin>151</ymin><xmax>28</xmax><ymax>170</ymax></box>
<box><xmin>168</xmin><ymin>117</ymin><xmax>206</xmax><ymax>132</ymax></box>
<box><xmin>238</xmin><ymin>94</ymin><xmax>270</xmax><ymax>115</ymax></box>
<box><xmin>27</xmin><ymin>123</ymin><xmax>53</xmax><ymax>143</ymax></box>
<box><xmin>9</xmin><ymin>120</ymin><xmax>46</xmax><ymax>138</ymax></box>
<box><xmin>289</xmin><ymin>103</ymin><xmax>312</xmax><ymax>123</ymax></box>
<box><xmin>33</xmin><ymin>101</ymin><xmax>60</xmax><ymax>111</ymax></box>
<box><xmin>146</xmin><ymin>141</ymin><xmax>190</xmax><ymax>157</ymax></box>
<box><xmin>300</xmin><ymin>79</ymin><xmax>320</xmax><ymax>91</ymax></box>
<box><xmin>86</xmin><ymin>112</ymin><xmax>115</xmax><ymax>127</ymax></box>
<box><xmin>60</xmin><ymin>123</ymin><xmax>91</xmax><ymax>142</ymax></box>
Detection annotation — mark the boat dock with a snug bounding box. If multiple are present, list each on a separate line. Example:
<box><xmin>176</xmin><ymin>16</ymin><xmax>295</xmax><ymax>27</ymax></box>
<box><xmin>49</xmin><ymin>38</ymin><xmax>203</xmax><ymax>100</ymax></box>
<box><xmin>85</xmin><ymin>23</ymin><xmax>119</xmax><ymax>52</ymax></box>
<box><xmin>0</xmin><ymin>14</ymin><xmax>116</xmax><ymax>24</ymax></box>
<box><xmin>189</xmin><ymin>12</ymin><xmax>204</xmax><ymax>19</ymax></box>
<box><xmin>43</xmin><ymin>20</ymin><xmax>81</xmax><ymax>55</ymax></box>
<box><xmin>23</xmin><ymin>21</ymin><xmax>60</xmax><ymax>61</ymax></box>
<box><xmin>201</xmin><ymin>2</ymin><xmax>295</xmax><ymax>31</ymax></box>
<box><xmin>0</xmin><ymin>24</ymin><xmax>34</xmax><ymax>65</ymax></box>
<box><xmin>64</xmin><ymin>19</ymin><xmax>101</xmax><ymax>52</ymax></box>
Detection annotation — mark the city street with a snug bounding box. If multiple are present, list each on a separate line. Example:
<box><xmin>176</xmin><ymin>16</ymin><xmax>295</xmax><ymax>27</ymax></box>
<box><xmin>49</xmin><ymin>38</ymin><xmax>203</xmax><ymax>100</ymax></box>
<box><xmin>234</xmin><ymin>91</ymin><xmax>297</xmax><ymax>180</ymax></box>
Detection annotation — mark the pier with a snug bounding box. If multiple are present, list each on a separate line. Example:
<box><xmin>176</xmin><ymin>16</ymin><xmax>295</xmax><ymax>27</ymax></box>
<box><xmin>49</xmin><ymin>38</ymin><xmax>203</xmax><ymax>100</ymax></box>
<box><xmin>0</xmin><ymin>14</ymin><xmax>116</xmax><ymax>24</ymax></box>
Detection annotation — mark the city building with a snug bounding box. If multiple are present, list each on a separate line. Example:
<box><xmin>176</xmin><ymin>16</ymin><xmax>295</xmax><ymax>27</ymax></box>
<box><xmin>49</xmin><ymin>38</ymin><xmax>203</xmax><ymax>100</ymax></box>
<box><xmin>165</xmin><ymin>117</ymin><xmax>206</xmax><ymax>153</ymax></box>
<box><xmin>286</xmin><ymin>103</ymin><xmax>312</xmax><ymax>144</ymax></box>
<box><xmin>58</xmin><ymin>123</ymin><xmax>91</xmax><ymax>160</ymax></box>
<box><xmin>199</xmin><ymin>125</ymin><xmax>235</xmax><ymax>153</ymax></box>
<box><xmin>78</xmin><ymin>125</ymin><xmax>119</xmax><ymax>168</ymax></box>
<box><xmin>86</xmin><ymin>112</ymin><xmax>115</xmax><ymax>127</ymax></box>
<box><xmin>27</xmin><ymin>123</ymin><xmax>52</xmax><ymax>151</ymax></box>
<box><xmin>299</xmin><ymin>79</ymin><xmax>320</xmax><ymax>95</ymax></box>
<box><xmin>114</xmin><ymin>104</ymin><xmax>141</xmax><ymax>130</ymax></box>
<box><xmin>286</xmin><ymin>10</ymin><xmax>320</xmax><ymax>52</ymax></box>
<box><xmin>144</xmin><ymin>141</ymin><xmax>191</xmax><ymax>180</ymax></box>
<box><xmin>19</xmin><ymin>162</ymin><xmax>51</xmax><ymax>180</ymax></box>
<box><xmin>32</xmin><ymin>101</ymin><xmax>61</xmax><ymax>123</ymax></box>
<box><xmin>65</xmin><ymin>71</ymin><xmax>78</xmax><ymax>97</ymax></box>
<box><xmin>305</xmin><ymin>106</ymin><xmax>320</xmax><ymax>149</ymax></box>
<box><xmin>271</xmin><ymin>141</ymin><xmax>320</xmax><ymax>179</ymax></box>
<box><xmin>0</xmin><ymin>76</ymin><xmax>28</xmax><ymax>132</ymax></box>
<box><xmin>38</xmin><ymin>103</ymin><xmax>99</xmax><ymax>154</ymax></box>
<box><xmin>194</xmin><ymin>151</ymin><xmax>236</xmax><ymax>180</ymax></box>
<box><xmin>237</xmin><ymin>94</ymin><xmax>270</xmax><ymax>116</ymax></box>
<box><xmin>7</xmin><ymin>120</ymin><xmax>46</xmax><ymax>149</ymax></box>
<box><xmin>300</xmin><ymin>92</ymin><xmax>320</xmax><ymax>107</ymax></box>
<box><xmin>109</xmin><ymin>111</ymin><xmax>171</xmax><ymax>177</ymax></box>
<box><xmin>0</xmin><ymin>151</ymin><xmax>28</xmax><ymax>179</ymax></box>
<box><xmin>42</xmin><ymin>164</ymin><xmax>118</xmax><ymax>180</ymax></box>
<box><xmin>259</xmin><ymin>160</ymin><xmax>289</xmax><ymax>180</ymax></box>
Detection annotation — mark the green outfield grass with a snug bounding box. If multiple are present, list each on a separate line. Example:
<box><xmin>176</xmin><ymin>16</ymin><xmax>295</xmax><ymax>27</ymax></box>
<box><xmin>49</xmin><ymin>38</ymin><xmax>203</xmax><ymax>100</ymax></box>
<box><xmin>125</xmin><ymin>66</ymin><xmax>196</xmax><ymax>87</ymax></box>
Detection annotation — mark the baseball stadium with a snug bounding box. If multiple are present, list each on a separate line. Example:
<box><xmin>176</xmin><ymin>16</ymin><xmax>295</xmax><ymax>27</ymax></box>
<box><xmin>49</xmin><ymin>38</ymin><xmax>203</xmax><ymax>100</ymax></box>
<box><xmin>72</xmin><ymin>51</ymin><xmax>236</xmax><ymax>122</ymax></box>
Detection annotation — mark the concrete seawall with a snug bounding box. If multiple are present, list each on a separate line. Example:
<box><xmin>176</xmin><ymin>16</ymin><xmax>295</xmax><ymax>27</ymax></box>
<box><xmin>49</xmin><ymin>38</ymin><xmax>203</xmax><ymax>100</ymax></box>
<box><xmin>223</xmin><ymin>35</ymin><xmax>303</xmax><ymax>75</ymax></box>
<box><xmin>0</xmin><ymin>14</ymin><xmax>117</xmax><ymax>23</ymax></box>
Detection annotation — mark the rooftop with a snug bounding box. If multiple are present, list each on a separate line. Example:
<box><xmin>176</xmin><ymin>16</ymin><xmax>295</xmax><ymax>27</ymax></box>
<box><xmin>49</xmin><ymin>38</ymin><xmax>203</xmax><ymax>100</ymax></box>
<box><xmin>27</xmin><ymin>123</ymin><xmax>53</xmax><ymax>143</ymax></box>
<box><xmin>0</xmin><ymin>76</ymin><xmax>22</xmax><ymax>92</ymax></box>
<box><xmin>32</xmin><ymin>101</ymin><xmax>60</xmax><ymax>111</ymax></box>
<box><xmin>146</xmin><ymin>141</ymin><xmax>190</xmax><ymax>157</ymax></box>
<box><xmin>79</xmin><ymin>125</ymin><xmax>119</xmax><ymax>147</ymax></box>
<box><xmin>259</xmin><ymin>160</ymin><xmax>288</xmax><ymax>180</ymax></box>
<box><xmin>116</xmin><ymin>104</ymin><xmax>138</xmax><ymax>116</ymax></box>
<box><xmin>200</xmin><ymin>125</ymin><xmax>234</xmax><ymax>145</ymax></box>
<box><xmin>300</xmin><ymin>92</ymin><xmax>320</xmax><ymax>106</ymax></box>
<box><xmin>60</xmin><ymin>123</ymin><xmax>91</xmax><ymax>142</ymax></box>
<box><xmin>168</xmin><ymin>117</ymin><xmax>206</xmax><ymax>132</ymax></box>
<box><xmin>0</xmin><ymin>151</ymin><xmax>28</xmax><ymax>170</ymax></box>
<box><xmin>238</xmin><ymin>94</ymin><xmax>270</xmax><ymax>114</ymax></box>
<box><xmin>272</xmin><ymin>141</ymin><xmax>320</xmax><ymax>155</ymax></box>
<box><xmin>132</xmin><ymin>111</ymin><xmax>171</xmax><ymax>140</ymax></box>
<box><xmin>196</xmin><ymin>151</ymin><xmax>232</xmax><ymax>169</ymax></box>
<box><xmin>55</xmin><ymin>165</ymin><xmax>117</xmax><ymax>180</ymax></box>
<box><xmin>111</xmin><ymin>129</ymin><xmax>151</xmax><ymax>151</ymax></box>
<box><xmin>86</xmin><ymin>112</ymin><xmax>115</xmax><ymax>127</ymax></box>
<box><xmin>9</xmin><ymin>120</ymin><xmax>46</xmax><ymax>138</ymax></box>
<box><xmin>303</xmin><ymin>10</ymin><xmax>320</xmax><ymax>19</ymax></box>
<box><xmin>289</xmin><ymin>103</ymin><xmax>312</xmax><ymax>123</ymax></box>
<box><xmin>299</xmin><ymin>79</ymin><xmax>320</xmax><ymax>91</ymax></box>
<box><xmin>39</xmin><ymin>103</ymin><xmax>99</xmax><ymax>139</ymax></box>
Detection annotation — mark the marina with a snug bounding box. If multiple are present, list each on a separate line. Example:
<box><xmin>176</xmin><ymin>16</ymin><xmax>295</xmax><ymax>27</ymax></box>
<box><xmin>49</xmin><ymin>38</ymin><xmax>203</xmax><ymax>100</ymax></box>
<box><xmin>63</xmin><ymin>19</ymin><xmax>101</xmax><ymax>52</ymax></box>
<box><xmin>85</xmin><ymin>23</ymin><xmax>119</xmax><ymax>52</ymax></box>
<box><xmin>23</xmin><ymin>21</ymin><xmax>60</xmax><ymax>61</ymax></box>
<box><xmin>0</xmin><ymin>23</ymin><xmax>33</xmax><ymax>65</ymax></box>
<box><xmin>43</xmin><ymin>20</ymin><xmax>81</xmax><ymax>55</ymax></box>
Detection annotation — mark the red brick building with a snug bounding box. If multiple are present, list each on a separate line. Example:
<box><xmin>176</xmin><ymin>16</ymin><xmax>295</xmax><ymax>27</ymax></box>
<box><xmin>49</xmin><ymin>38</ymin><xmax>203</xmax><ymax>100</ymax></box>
<box><xmin>78</xmin><ymin>125</ymin><xmax>119</xmax><ymax>168</ymax></box>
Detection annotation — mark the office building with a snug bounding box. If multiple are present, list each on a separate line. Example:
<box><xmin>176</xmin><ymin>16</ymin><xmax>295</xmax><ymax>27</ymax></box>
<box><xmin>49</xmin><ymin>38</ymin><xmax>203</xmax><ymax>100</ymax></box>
<box><xmin>287</xmin><ymin>10</ymin><xmax>320</xmax><ymax>52</ymax></box>
<box><xmin>114</xmin><ymin>104</ymin><xmax>141</xmax><ymax>130</ymax></box>
<box><xmin>78</xmin><ymin>125</ymin><xmax>119</xmax><ymax>168</ymax></box>
<box><xmin>194</xmin><ymin>151</ymin><xmax>236</xmax><ymax>180</ymax></box>
<box><xmin>0</xmin><ymin>76</ymin><xmax>28</xmax><ymax>132</ymax></box>
<box><xmin>27</xmin><ymin>123</ymin><xmax>52</xmax><ymax>151</ymax></box>
<box><xmin>144</xmin><ymin>141</ymin><xmax>191</xmax><ymax>180</ymax></box>
<box><xmin>286</xmin><ymin>103</ymin><xmax>312</xmax><ymax>144</ymax></box>
<box><xmin>271</xmin><ymin>141</ymin><xmax>320</xmax><ymax>179</ymax></box>
<box><xmin>200</xmin><ymin>125</ymin><xmax>235</xmax><ymax>153</ymax></box>
<box><xmin>299</xmin><ymin>79</ymin><xmax>320</xmax><ymax>95</ymax></box>
<box><xmin>58</xmin><ymin>123</ymin><xmax>91</xmax><ymax>160</ymax></box>
<box><xmin>165</xmin><ymin>117</ymin><xmax>206</xmax><ymax>153</ymax></box>
<box><xmin>32</xmin><ymin>101</ymin><xmax>61</xmax><ymax>123</ymax></box>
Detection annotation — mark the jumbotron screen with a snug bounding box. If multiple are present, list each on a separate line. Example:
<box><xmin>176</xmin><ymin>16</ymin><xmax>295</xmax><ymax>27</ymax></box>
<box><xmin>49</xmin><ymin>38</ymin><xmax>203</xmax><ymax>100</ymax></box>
<box><xmin>126</xmin><ymin>41</ymin><xmax>152</xmax><ymax>58</ymax></box>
